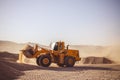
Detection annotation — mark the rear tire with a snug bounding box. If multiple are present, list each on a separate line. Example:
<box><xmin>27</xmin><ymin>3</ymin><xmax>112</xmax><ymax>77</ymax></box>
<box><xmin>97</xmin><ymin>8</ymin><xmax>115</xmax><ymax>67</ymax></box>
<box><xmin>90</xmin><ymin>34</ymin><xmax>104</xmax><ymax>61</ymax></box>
<box><xmin>65</xmin><ymin>56</ymin><xmax>75</xmax><ymax>67</ymax></box>
<box><xmin>36</xmin><ymin>55</ymin><xmax>51</xmax><ymax>67</ymax></box>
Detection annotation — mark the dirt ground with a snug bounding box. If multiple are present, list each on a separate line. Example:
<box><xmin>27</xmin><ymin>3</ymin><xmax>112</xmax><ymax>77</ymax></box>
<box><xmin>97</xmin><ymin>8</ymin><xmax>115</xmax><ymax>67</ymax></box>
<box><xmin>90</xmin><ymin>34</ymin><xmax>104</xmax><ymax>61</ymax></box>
<box><xmin>0</xmin><ymin>52</ymin><xmax>120</xmax><ymax>80</ymax></box>
<box><xmin>16</xmin><ymin>64</ymin><xmax>120</xmax><ymax>80</ymax></box>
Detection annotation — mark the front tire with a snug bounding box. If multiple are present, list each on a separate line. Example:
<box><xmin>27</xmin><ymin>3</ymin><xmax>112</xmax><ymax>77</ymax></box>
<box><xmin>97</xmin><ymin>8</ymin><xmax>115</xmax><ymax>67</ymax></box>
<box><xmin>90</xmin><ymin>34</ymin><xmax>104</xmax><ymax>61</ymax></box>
<box><xmin>65</xmin><ymin>56</ymin><xmax>75</xmax><ymax>67</ymax></box>
<box><xmin>36</xmin><ymin>55</ymin><xmax>51</xmax><ymax>67</ymax></box>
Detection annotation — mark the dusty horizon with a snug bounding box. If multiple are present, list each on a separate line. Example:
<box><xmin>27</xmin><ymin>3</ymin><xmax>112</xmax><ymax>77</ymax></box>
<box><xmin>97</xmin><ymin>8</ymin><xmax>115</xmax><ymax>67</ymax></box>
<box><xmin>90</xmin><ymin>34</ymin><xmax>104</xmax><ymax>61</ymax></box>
<box><xmin>0</xmin><ymin>39</ymin><xmax>120</xmax><ymax>46</ymax></box>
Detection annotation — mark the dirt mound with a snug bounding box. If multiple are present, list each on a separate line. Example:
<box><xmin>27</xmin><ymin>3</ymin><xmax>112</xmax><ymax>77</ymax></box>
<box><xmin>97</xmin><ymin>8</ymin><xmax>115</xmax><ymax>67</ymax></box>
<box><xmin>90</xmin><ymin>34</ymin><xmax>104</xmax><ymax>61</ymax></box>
<box><xmin>0</xmin><ymin>62</ymin><xmax>23</xmax><ymax>80</ymax></box>
<box><xmin>81</xmin><ymin>57</ymin><xmax>113</xmax><ymax>64</ymax></box>
<box><xmin>0</xmin><ymin>52</ymin><xmax>23</xmax><ymax>80</ymax></box>
<box><xmin>0</xmin><ymin>52</ymin><xmax>40</xmax><ymax>80</ymax></box>
<box><xmin>70</xmin><ymin>45</ymin><xmax>120</xmax><ymax>63</ymax></box>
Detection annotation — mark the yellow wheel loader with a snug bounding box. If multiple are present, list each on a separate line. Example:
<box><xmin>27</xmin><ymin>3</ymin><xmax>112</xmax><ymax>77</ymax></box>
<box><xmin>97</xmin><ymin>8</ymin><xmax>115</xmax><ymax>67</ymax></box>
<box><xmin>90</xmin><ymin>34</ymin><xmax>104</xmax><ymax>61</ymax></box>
<box><xmin>18</xmin><ymin>41</ymin><xmax>81</xmax><ymax>67</ymax></box>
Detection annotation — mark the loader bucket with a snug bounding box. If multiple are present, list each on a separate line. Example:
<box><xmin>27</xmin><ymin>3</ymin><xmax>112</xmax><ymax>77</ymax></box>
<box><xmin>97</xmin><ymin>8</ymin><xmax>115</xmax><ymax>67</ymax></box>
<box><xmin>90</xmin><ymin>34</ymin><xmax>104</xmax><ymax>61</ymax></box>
<box><xmin>17</xmin><ymin>44</ymin><xmax>34</xmax><ymax>63</ymax></box>
<box><xmin>17</xmin><ymin>50</ymin><xmax>34</xmax><ymax>63</ymax></box>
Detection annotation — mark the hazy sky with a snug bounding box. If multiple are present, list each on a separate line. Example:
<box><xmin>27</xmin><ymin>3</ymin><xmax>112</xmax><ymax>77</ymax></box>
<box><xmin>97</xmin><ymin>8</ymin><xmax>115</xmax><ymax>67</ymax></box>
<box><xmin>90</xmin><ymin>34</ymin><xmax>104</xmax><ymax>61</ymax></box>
<box><xmin>0</xmin><ymin>0</ymin><xmax>120</xmax><ymax>45</ymax></box>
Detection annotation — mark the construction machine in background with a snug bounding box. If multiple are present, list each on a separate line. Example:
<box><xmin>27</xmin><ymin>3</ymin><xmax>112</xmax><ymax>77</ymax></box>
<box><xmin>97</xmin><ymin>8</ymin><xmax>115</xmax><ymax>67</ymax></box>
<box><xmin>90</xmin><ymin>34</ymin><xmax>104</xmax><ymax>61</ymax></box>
<box><xmin>18</xmin><ymin>41</ymin><xmax>81</xmax><ymax>67</ymax></box>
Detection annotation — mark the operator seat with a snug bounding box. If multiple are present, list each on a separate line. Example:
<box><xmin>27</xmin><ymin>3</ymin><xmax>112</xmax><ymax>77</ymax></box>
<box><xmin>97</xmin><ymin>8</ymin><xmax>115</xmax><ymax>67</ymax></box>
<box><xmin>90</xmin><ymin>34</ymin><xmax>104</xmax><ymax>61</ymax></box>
<box><xmin>54</xmin><ymin>43</ymin><xmax>58</xmax><ymax>51</ymax></box>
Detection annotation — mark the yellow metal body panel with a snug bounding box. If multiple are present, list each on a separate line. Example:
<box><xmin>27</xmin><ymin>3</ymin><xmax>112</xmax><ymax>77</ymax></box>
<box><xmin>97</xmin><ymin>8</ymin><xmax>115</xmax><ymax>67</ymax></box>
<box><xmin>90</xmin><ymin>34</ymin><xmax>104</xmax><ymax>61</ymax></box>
<box><xmin>66</xmin><ymin>49</ymin><xmax>81</xmax><ymax>61</ymax></box>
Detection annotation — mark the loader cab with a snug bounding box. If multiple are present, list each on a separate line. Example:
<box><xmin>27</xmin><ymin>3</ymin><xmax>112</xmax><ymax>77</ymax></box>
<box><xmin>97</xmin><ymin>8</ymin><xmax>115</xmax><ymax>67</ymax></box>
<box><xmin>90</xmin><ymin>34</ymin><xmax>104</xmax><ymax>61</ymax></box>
<box><xmin>51</xmin><ymin>42</ymin><xmax>65</xmax><ymax>51</ymax></box>
<box><xmin>53</xmin><ymin>42</ymin><xmax>58</xmax><ymax>51</ymax></box>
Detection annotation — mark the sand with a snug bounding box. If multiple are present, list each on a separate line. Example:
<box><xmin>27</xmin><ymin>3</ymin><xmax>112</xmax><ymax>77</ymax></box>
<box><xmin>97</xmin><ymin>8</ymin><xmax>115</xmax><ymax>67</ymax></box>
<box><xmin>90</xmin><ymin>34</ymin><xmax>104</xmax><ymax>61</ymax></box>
<box><xmin>0</xmin><ymin>52</ymin><xmax>120</xmax><ymax>80</ymax></box>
